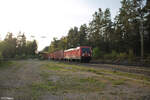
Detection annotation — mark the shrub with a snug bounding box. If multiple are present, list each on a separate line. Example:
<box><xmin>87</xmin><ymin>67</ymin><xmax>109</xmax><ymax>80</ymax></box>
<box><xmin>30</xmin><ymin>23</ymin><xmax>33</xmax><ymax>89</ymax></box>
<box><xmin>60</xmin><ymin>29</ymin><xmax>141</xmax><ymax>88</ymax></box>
<box><xmin>117</xmin><ymin>52</ymin><xmax>128</xmax><ymax>60</ymax></box>
<box><xmin>128</xmin><ymin>49</ymin><xmax>134</xmax><ymax>62</ymax></box>
<box><xmin>104</xmin><ymin>54</ymin><xmax>112</xmax><ymax>59</ymax></box>
<box><xmin>145</xmin><ymin>54</ymin><xmax>150</xmax><ymax>64</ymax></box>
<box><xmin>92</xmin><ymin>47</ymin><xmax>103</xmax><ymax>58</ymax></box>
<box><xmin>146</xmin><ymin>54</ymin><xmax>150</xmax><ymax>59</ymax></box>
<box><xmin>111</xmin><ymin>50</ymin><xmax>117</xmax><ymax>58</ymax></box>
<box><xmin>0</xmin><ymin>52</ymin><xmax>3</xmax><ymax>63</ymax></box>
<box><xmin>104</xmin><ymin>50</ymin><xmax>117</xmax><ymax>59</ymax></box>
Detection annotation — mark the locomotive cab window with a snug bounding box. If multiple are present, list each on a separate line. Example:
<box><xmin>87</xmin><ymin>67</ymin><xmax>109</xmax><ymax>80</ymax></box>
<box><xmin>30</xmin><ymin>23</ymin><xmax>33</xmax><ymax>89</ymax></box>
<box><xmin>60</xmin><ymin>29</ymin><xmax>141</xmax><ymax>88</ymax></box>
<box><xmin>82</xmin><ymin>48</ymin><xmax>91</xmax><ymax>53</ymax></box>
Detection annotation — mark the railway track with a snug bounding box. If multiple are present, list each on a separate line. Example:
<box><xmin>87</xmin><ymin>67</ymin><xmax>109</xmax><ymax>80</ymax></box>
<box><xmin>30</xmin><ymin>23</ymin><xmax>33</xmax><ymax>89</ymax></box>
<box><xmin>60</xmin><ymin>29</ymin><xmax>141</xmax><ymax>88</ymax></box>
<box><xmin>86</xmin><ymin>63</ymin><xmax>150</xmax><ymax>76</ymax></box>
<box><xmin>3</xmin><ymin>58</ymin><xmax>150</xmax><ymax>76</ymax></box>
<box><xmin>53</xmin><ymin>60</ymin><xmax>150</xmax><ymax>76</ymax></box>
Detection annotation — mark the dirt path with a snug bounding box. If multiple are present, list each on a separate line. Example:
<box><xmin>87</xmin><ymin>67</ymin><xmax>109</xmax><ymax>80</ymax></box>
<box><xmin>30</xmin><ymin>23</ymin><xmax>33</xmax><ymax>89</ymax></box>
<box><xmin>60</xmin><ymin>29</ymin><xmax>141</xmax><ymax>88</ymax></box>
<box><xmin>0</xmin><ymin>60</ymin><xmax>150</xmax><ymax>100</ymax></box>
<box><xmin>0</xmin><ymin>59</ymin><xmax>44</xmax><ymax>99</ymax></box>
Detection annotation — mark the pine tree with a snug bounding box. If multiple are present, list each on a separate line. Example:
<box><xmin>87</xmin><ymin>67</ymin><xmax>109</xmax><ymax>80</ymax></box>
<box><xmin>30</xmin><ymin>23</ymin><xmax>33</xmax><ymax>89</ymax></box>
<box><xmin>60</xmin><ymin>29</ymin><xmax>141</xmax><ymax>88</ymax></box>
<box><xmin>67</xmin><ymin>27</ymin><xmax>79</xmax><ymax>48</ymax></box>
<box><xmin>88</xmin><ymin>8</ymin><xmax>104</xmax><ymax>48</ymax></box>
<box><xmin>78</xmin><ymin>24</ymin><xmax>88</xmax><ymax>46</ymax></box>
<box><xmin>3</xmin><ymin>32</ymin><xmax>17</xmax><ymax>58</ymax></box>
<box><xmin>32</xmin><ymin>40</ymin><xmax>38</xmax><ymax>55</ymax></box>
<box><xmin>103</xmin><ymin>8</ymin><xmax>113</xmax><ymax>52</ymax></box>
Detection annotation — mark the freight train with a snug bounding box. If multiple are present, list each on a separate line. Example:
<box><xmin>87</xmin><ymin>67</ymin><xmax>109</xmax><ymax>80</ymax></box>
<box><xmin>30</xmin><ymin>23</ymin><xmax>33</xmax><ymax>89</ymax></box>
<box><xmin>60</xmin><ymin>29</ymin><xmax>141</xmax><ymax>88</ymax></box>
<box><xmin>39</xmin><ymin>52</ymin><xmax>50</xmax><ymax>60</ymax></box>
<box><xmin>49</xmin><ymin>46</ymin><xmax>92</xmax><ymax>63</ymax></box>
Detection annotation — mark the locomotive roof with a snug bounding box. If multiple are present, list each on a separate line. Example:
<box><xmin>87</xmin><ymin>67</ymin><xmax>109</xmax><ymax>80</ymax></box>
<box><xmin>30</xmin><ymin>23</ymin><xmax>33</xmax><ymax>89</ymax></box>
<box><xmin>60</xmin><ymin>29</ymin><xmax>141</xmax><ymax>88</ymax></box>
<box><xmin>64</xmin><ymin>47</ymin><xmax>79</xmax><ymax>52</ymax></box>
<box><xmin>64</xmin><ymin>46</ymin><xmax>91</xmax><ymax>52</ymax></box>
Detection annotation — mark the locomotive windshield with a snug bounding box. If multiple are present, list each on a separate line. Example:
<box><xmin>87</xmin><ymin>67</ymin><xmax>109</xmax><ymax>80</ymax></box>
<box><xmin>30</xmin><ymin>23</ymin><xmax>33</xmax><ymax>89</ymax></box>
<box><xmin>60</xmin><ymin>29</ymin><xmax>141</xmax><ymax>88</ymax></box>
<box><xmin>82</xmin><ymin>48</ymin><xmax>90</xmax><ymax>53</ymax></box>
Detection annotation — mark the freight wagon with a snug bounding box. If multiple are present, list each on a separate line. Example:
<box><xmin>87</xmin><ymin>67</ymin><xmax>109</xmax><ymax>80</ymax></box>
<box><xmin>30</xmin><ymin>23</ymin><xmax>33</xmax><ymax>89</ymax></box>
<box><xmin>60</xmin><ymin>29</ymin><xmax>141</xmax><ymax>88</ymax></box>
<box><xmin>50</xmin><ymin>50</ymin><xmax>64</xmax><ymax>60</ymax></box>
<box><xmin>39</xmin><ymin>52</ymin><xmax>50</xmax><ymax>60</ymax></box>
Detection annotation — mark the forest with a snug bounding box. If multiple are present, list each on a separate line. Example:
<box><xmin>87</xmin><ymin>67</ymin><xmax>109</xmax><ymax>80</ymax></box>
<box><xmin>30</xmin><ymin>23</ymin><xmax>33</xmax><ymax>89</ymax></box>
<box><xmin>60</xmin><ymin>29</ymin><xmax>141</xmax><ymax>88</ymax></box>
<box><xmin>0</xmin><ymin>0</ymin><xmax>150</xmax><ymax>62</ymax></box>
<box><xmin>43</xmin><ymin>0</ymin><xmax>150</xmax><ymax>61</ymax></box>
<box><xmin>0</xmin><ymin>32</ymin><xmax>38</xmax><ymax>61</ymax></box>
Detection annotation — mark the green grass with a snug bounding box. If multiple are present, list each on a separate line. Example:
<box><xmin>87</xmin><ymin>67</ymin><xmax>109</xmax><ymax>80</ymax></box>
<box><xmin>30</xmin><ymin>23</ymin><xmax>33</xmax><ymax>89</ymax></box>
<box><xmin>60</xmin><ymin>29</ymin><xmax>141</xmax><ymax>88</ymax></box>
<box><xmin>30</xmin><ymin>82</ymin><xmax>58</xmax><ymax>99</ymax></box>
<box><xmin>64</xmin><ymin>62</ymin><xmax>149</xmax><ymax>82</ymax></box>
<box><xmin>114</xmin><ymin>71</ymin><xmax>150</xmax><ymax>82</ymax></box>
<box><xmin>112</xmin><ymin>79</ymin><xmax>125</xmax><ymax>86</ymax></box>
<box><xmin>0</xmin><ymin>61</ymin><xmax>14</xmax><ymax>68</ymax></box>
<box><xmin>44</xmin><ymin>63</ymin><xmax>76</xmax><ymax>72</ymax></box>
<box><xmin>39</xmin><ymin>74</ymin><xmax>106</xmax><ymax>93</ymax></box>
<box><xmin>38</xmin><ymin>62</ymin><xmax>107</xmax><ymax>93</ymax></box>
<box><xmin>44</xmin><ymin>62</ymin><xmax>104</xmax><ymax>75</ymax></box>
<box><xmin>43</xmin><ymin>62</ymin><xmax>150</xmax><ymax>84</ymax></box>
<box><xmin>79</xmin><ymin>77</ymin><xmax>98</xmax><ymax>83</ymax></box>
<box><xmin>28</xmin><ymin>61</ymin><xmax>150</xmax><ymax>98</ymax></box>
<box><xmin>86</xmin><ymin>68</ymin><xmax>103</xmax><ymax>75</ymax></box>
<box><xmin>39</xmin><ymin>71</ymin><xmax>50</xmax><ymax>79</ymax></box>
<box><xmin>0</xmin><ymin>61</ymin><xmax>25</xmax><ymax>72</ymax></box>
<box><xmin>31</xmin><ymin>82</ymin><xmax>57</xmax><ymax>92</ymax></box>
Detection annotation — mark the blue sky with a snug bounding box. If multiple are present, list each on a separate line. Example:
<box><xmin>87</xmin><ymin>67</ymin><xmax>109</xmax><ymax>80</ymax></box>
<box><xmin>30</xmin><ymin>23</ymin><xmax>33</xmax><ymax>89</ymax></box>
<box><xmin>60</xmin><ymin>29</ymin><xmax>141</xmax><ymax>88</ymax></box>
<box><xmin>0</xmin><ymin>0</ymin><xmax>121</xmax><ymax>50</ymax></box>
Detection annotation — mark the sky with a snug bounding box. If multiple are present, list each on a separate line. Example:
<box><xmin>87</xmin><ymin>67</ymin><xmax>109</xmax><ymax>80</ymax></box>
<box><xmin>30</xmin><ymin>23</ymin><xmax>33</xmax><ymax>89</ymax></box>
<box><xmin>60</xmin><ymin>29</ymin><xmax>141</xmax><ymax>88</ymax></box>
<box><xmin>0</xmin><ymin>0</ymin><xmax>121</xmax><ymax>51</ymax></box>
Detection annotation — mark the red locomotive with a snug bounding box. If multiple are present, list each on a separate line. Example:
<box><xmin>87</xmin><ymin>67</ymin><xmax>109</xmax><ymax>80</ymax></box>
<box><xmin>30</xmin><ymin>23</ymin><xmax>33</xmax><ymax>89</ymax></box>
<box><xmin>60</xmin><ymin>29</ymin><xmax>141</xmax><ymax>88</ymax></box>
<box><xmin>49</xmin><ymin>46</ymin><xmax>92</xmax><ymax>62</ymax></box>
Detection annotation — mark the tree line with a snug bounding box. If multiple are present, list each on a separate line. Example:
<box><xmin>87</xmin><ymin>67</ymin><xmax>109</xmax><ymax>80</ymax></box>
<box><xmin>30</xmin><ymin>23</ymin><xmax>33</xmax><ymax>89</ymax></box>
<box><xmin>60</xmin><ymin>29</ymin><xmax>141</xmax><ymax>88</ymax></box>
<box><xmin>46</xmin><ymin>0</ymin><xmax>150</xmax><ymax>59</ymax></box>
<box><xmin>0</xmin><ymin>32</ymin><xmax>38</xmax><ymax>61</ymax></box>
